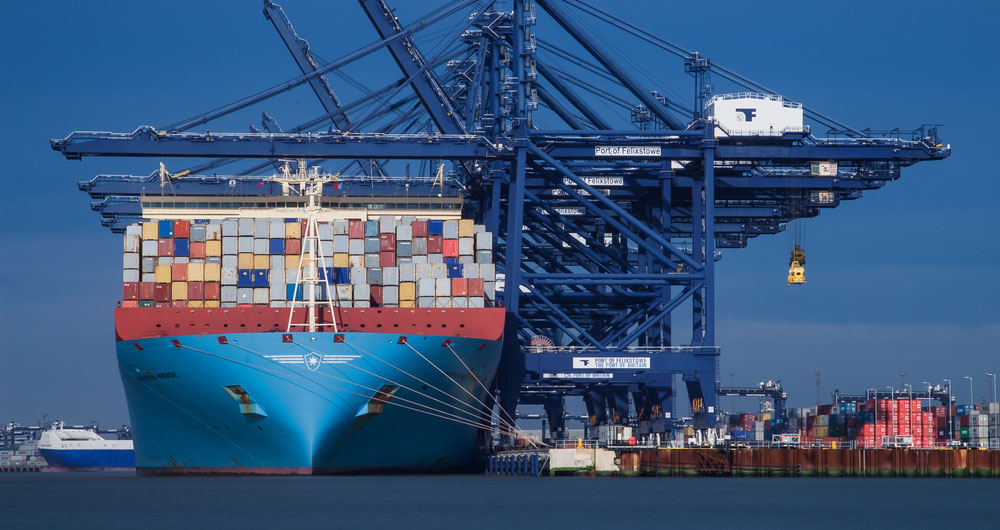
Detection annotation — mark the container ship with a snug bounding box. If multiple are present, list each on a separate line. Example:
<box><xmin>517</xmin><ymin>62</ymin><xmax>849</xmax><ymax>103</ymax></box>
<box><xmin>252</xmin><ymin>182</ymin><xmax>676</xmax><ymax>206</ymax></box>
<box><xmin>37</xmin><ymin>422</ymin><xmax>135</xmax><ymax>471</ymax></box>
<box><xmin>113</xmin><ymin>162</ymin><xmax>506</xmax><ymax>474</ymax></box>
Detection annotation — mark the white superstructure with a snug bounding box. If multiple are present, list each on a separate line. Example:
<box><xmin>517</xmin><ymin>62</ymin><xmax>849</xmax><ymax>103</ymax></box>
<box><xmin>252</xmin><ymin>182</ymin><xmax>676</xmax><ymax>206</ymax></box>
<box><xmin>705</xmin><ymin>92</ymin><xmax>806</xmax><ymax>137</ymax></box>
<box><xmin>38</xmin><ymin>423</ymin><xmax>133</xmax><ymax>452</ymax></box>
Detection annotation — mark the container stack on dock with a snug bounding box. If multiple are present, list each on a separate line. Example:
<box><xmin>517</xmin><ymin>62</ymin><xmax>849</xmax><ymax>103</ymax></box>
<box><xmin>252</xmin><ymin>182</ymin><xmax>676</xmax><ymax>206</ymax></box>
<box><xmin>120</xmin><ymin>217</ymin><xmax>496</xmax><ymax>309</ymax></box>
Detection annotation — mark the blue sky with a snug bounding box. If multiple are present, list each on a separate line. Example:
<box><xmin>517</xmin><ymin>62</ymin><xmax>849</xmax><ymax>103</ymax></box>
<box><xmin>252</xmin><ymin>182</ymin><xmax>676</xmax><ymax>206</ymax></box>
<box><xmin>1</xmin><ymin>1</ymin><xmax>998</xmax><ymax>426</ymax></box>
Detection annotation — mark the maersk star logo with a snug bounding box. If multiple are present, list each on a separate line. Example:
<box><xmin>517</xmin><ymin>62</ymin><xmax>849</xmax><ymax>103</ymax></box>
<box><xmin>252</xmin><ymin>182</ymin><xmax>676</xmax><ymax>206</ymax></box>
<box><xmin>303</xmin><ymin>352</ymin><xmax>323</xmax><ymax>371</ymax></box>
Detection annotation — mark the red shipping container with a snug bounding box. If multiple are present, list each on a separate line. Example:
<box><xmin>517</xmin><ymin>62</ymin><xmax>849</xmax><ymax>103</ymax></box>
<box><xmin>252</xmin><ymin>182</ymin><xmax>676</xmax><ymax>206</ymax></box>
<box><xmin>468</xmin><ymin>278</ymin><xmax>484</xmax><ymax>297</ymax></box>
<box><xmin>442</xmin><ymin>239</ymin><xmax>459</xmax><ymax>258</ymax></box>
<box><xmin>286</xmin><ymin>238</ymin><xmax>301</xmax><ymax>255</ymax></box>
<box><xmin>427</xmin><ymin>235</ymin><xmax>443</xmax><ymax>253</ymax></box>
<box><xmin>122</xmin><ymin>282</ymin><xmax>139</xmax><ymax>300</ymax></box>
<box><xmin>122</xmin><ymin>300</ymin><xmax>138</xmax><ymax>308</ymax></box>
<box><xmin>380</xmin><ymin>251</ymin><xmax>396</xmax><ymax>267</ymax></box>
<box><xmin>370</xmin><ymin>285</ymin><xmax>383</xmax><ymax>305</ymax></box>
<box><xmin>154</xmin><ymin>283</ymin><xmax>171</xmax><ymax>302</ymax></box>
<box><xmin>204</xmin><ymin>282</ymin><xmax>221</xmax><ymax>300</ymax></box>
<box><xmin>190</xmin><ymin>241</ymin><xmax>206</xmax><ymax>259</ymax></box>
<box><xmin>188</xmin><ymin>282</ymin><xmax>204</xmax><ymax>300</ymax></box>
<box><xmin>172</xmin><ymin>263</ymin><xmax>188</xmax><ymax>281</ymax></box>
<box><xmin>411</xmin><ymin>221</ymin><xmax>427</xmax><ymax>237</ymax></box>
<box><xmin>173</xmin><ymin>220</ymin><xmax>191</xmax><ymax>238</ymax></box>
<box><xmin>932</xmin><ymin>406</ymin><xmax>946</xmax><ymax>418</ymax></box>
<box><xmin>171</xmin><ymin>301</ymin><xmax>188</xmax><ymax>308</ymax></box>
<box><xmin>158</xmin><ymin>238</ymin><xmax>174</xmax><ymax>256</ymax></box>
<box><xmin>349</xmin><ymin>220</ymin><xmax>364</xmax><ymax>239</ymax></box>
<box><xmin>380</xmin><ymin>233</ymin><xmax>396</xmax><ymax>251</ymax></box>
<box><xmin>139</xmin><ymin>282</ymin><xmax>156</xmax><ymax>300</ymax></box>
<box><xmin>451</xmin><ymin>278</ymin><xmax>468</xmax><ymax>296</ymax></box>
<box><xmin>301</xmin><ymin>220</ymin><xmax>309</xmax><ymax>237</ymax></box>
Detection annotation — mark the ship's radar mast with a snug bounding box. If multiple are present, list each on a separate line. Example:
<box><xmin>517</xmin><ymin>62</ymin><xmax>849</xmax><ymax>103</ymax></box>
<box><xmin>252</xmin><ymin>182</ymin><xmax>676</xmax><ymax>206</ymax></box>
<box><xmin>268</xmin><ymin>160</ymin><xmax>341</xmax><ymax>333</ymax></box>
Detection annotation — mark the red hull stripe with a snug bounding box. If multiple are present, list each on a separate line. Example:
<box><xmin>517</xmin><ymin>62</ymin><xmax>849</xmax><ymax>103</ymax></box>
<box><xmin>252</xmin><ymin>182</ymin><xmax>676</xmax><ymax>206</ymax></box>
<box><xmin>114</xmin><ymin>307</ymin><xmax>505</xmax><ymax>342</ymax></box>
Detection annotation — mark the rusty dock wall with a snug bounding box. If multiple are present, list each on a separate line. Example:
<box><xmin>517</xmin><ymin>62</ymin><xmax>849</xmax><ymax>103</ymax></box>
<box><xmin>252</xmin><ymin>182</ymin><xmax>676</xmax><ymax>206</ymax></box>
<box><xmin>618</xmin><ymin>448</ymin><xmax>1000</xmax><ymax>477</ymax></box>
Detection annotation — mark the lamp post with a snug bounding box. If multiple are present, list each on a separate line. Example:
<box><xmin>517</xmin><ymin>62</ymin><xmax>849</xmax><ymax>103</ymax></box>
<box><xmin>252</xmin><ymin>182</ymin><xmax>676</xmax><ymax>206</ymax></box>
<box><xmin>987</xmin><ymin>372</ymin><xmax>997</xmax><ymax>404</ymax></box>
<box><xmin>904</xmin><ymin>383</ymin><xmax>913</xmax><ymax>443</ymax></box>
<box><xmin>886</xmin><ymin>386</ymin><xmax>895</xmax><ymax>439</ymax></box>
<box><xmin>944</xmin><ymin>379</ymin><xmax>952</xmax><ymax>442</ymax></box>
<box><xmin>964</xmin><ymin>376</ymin><xmax>973</xmax><ymax>408</ymax></box>
<box><xmin>922</xmin><ymin>381</ymin><xmax>932</xmax><ymax>447</ymax></box>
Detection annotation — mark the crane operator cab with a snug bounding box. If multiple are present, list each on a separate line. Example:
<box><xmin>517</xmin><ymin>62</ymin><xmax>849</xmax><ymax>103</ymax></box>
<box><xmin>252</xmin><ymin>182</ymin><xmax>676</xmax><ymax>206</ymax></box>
<box><xmin>787</xmin><ymin>244</ymin><xmax>806</xmax><ymax>285</ymax></box>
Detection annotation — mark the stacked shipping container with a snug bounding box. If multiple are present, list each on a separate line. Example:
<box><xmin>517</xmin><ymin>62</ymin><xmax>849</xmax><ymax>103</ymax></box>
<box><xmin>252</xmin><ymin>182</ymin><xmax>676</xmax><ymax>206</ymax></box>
<box><xmin>120</xmin><ymin>217</ymin><xmax>496</xmax><ymax>309</ymax></box>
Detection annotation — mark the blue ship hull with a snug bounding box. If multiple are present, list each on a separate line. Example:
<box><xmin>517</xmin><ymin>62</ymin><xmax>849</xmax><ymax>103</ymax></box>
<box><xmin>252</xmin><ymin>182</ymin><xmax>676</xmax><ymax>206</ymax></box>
<box><xmin>117</xmin><ymin>331</ymin><xmax>503</xmax><ymax>474</ymax></box>
<box><xmin>39</xmin><ymin>448</ymin><xmax>135</xmax><ymax>471</ymax></box>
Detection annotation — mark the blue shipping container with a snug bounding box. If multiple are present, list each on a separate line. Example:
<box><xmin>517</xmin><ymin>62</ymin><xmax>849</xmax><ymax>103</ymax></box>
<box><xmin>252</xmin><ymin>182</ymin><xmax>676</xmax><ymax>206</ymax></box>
<box><xmin>447</xmin><ymin>264</ymin><xmax>463</xmax><ymax>278</ymax></box>
<box><xmin>174</xmin><ymin>238</ymin><xmax>190</xmax><ymax>257</ymax></box>
<box><xmin>253</xmin><ymin>270</ymin><xmax>269</xmax><ymax>287</ymax></box>
<box><xmin>428</xmin><ymin>220</ymin><xmax>444</xmax><ymax>236</ymax></box>
<box><xmin>364</xmin><ymin>221</ymin><xmax>379</xmax><ymax>237</ymax></box>
<box><xmin>270</xmin><ymin>239</ymin><xmax>285</xmax><ymax>255</ymax></box>
<box><xmin>286</xmin><ymin>284</ymin><xmax>304</xmax><ymax>301</ymax></box>
<box><xmin>158</xmin><ymin>220</ymin><xmax>174</xmax><ymax>238</ymax></box>
<box><xmin>237</xmin><ymin>269</ymin><xmax>253</xmax><ymax>287</ymax></box>
<box><xmin>335</xmin><ymin>267</ymin><xmax>351</xmax><ymax>284</ymax></box>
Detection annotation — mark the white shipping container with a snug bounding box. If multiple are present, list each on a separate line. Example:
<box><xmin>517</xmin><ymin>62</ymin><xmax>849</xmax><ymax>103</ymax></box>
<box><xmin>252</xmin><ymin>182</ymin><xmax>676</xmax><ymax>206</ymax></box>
<box><xmin>175</xmin><ymin>257</ymin><xmax>189</xmax><ymax>264</ymax></box>
<box><xmin>318</xmin><ymin>224</ymin><xmax>334</xmax><ymax>240</ymax></box>
<box><xmin>353</xmin><ymin>284</ymin><xmax>370</xmax><ymax>301</ymax></box>
<box><xmin>383</xmin><ymin>286</ymin><xmax>399</xmax><ymax>304</ymax></box>
<box><xmin>443</xmin><ymin>221</ymin><xmax>458</xmax><ymax>238</ymax></box>
<box><xmin>320</xmin><ymin>241</ymin><xmax>333</xmax><ymax>257</ymax></box>
<box><xmin>254</xmin><ymin>239</ymin><xmax>269</xmax><ymax>255</ymax></box>
<box><xmin>428</xmin><ymin>253</ymin><xmax>444</xmax><ymax>264</ymax></box>
<box><xmin>333</xmin><ymin>235</ymin><xmax>349</xmax><ymax>253</ymax></box>
<box><xmin>463</xmin><ymin>264</ymin><xmax>479</xmax><ymax>278</ymax></box>
<box><xmin>270</xmin><ymin>255</ymin><xmax>285</xmax><ymax>271</ymax></box>
<box><xmin>473</xmin><ymin>224</ymin><xmax>485</xmax><ymax>234</ymax></box>
<box><xmin>253</xmin><ymin>288</ymin><xmax>269</xmax><ymax>304</ymax></box>
<box><xmin>336</xmin><ymin>285</ymin><xmax>352</xmax><ymax>301</ymax></box>
<box><xmin>190</xmin><ymin>225</ymin><xmax>206</xmax><ymax>242</ymax></box>
<box><xmin>141</xmin><ymin>273</ymin><xmax>156</xmax><ymax>283</ymax></box>
<box><xmin>484</xmin><ymin>281</ymin><xmax>495</xmax><ymax>300</ymax></box>
<box><xmin>435</xmin><ymin>278</ymin><xmax>451</xmax><ymax>296</ymax></box>
<box><xmin>349</xmin><ymin>255</ymin><xmax>364</xmax><ymax>268</ymax></box>
<box><xmin>238</xmin><ymin>236</ymin><xmax>253</xmax><ymax>253</ymax></box>
<box><xmin>123</xmin><ymin>252</ymin><xmax>140</xmax><ymax>269</ymax></box>
<box><xmin>396</xmin><ymin>224</ymin><xmax>412</xmax><ymax>241</ymax></box>
<box><xmin>417</xmin><ymin>296</ymin><xmax>434</xmax><ymax>307</ymax></box>
<box><xmin>452</xmin><ymin>296</ymin><xmax>468</xmax><ymax>308</ymax></box>
<box><xmin>480</xmin><ymin>263</ymin><xmax>496</xmax><ymax>281</ymax></box>
<box><xmin>379</xmin><ymin>215</ymin><xmax>395</xmax><ymax>234</ymax></box>
<box><xmin>458</xmin><ymin>238</ymin><xmax>474</xmax><ymax>255</ymax></box>
<box><xmin>142</xmin><ymin>240</ymin><xmax>158</xmax><ymax>256</ymax></box>
<box><xmin>223</xmin><ymin>255</ymin><xmax>238</xmax><ymax>268</ymax></box>
<box><xmin>124</xmin><ymin>235</ymin><xmax>140</xmax><ymax>253</ymax></box>
<box><xmin>270</xmin><ymin>284</ymin><xmax>286</xmax><ymax>301</ymax></box>
<box><xmin>238</xmin><ymin>218</ymin><xmax>254</xmax><ymax>235</ymax></box>
<box><xmin>349</xmin><ymin>239</ymin><xmax>364</xmax><ymax>255</ymax></box>
<box><xmin>269</xmin><ymin>219</ymin><xmax>285</xmax><ymax>239</ymax></box>
<box><xmin>418</xmin><ymin>278</ymin><xmax>436</xmax><ymax>297</ymax></box>
<box><xmin>222</xmin><ymin>267</ymin><xmax>238</xmax><ymax>285</ymax></box>
<box><xmin>365</xmin><ymin>254</ymin><xmax>380</xmax><ymax>268</ymax></box>
<box><xmin>333</xmin><ymin>219</ymin><xmax>349</xmax><ymax>235</ymax></box>
<box><xmin>122</xmin><ymin>269</ymin><xmax>139</xmax><ymax>282</ymax></box>
<box><xmin>157</xmin><ymin>257</ymin><xmax>173</xmax><ymax>266</ymax></box>
<box><xmin>383</xmin><ymin>267</ymin><xmax>399</xmax><ymax>286</ymax></box>
<box><xmin>468</xmin><ymin>296</ymin><xmax>485</xmax><ymax>308</ymax></box>
<box><xmin>432</xmin><ymin>264</ymin><xmax>448</xmax><ymax>279</ymax></box>
<box><xmin>126</xmin><ymin>224</ymin><xmax>142</xmax><ymax>236</ymax></box>
<box><xmin>237</xmin><ymin>288</ymin><xmax>253</xmax><ymax>304</ymax></box>
<box><xmin>350</xmin><ymin>267</ymin><xmax>367</xmax><ymax>284</ymax></box>
<box><xmin>220</xmin><ymin>286</ymin><xmax>236</xmax><ymax>302</ymax></box>
<box><xmin>412</xmin><ymin>255</ymin><xmax>428</xmax><ymax>265</ymax></box>
<box><xmin>475</xmin><ymin>231</ymin><xmax>492</xmax><ymax>250</ymax></box>
<box><xmin>399</xmin><ymin>264</ymin><xmax>415</xmax><ymax>282</ymax></box>
<box><xmin>435</xmin><ymin>297</ymin><xmax>452</xmax><ymax>308</ymax></box>
<box><xmin>206</xmin><ymin>224</ymin><xmax>222</xmax><ymax>240</ymax></box>
<box><xmin>222</xmin><ymin>219</ymin><xmax>238</xmax><ymax>236</ymax></box>
<box><xmin>222</xmin><ymin>237</ymin><xmax>238</xmax><ymax>255</ymax></box>
<box><xmin>141</xmin><ymin>257</ymin><xmax>156</xmax><ymax>273</ymax></box>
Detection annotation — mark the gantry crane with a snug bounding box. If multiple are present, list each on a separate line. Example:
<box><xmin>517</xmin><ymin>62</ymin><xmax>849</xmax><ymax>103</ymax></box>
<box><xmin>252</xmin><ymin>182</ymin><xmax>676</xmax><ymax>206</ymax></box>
<box><xmin>51</xmin><ymin>0</ymin><xmax>949</xmax><ymax>442</ymax></box>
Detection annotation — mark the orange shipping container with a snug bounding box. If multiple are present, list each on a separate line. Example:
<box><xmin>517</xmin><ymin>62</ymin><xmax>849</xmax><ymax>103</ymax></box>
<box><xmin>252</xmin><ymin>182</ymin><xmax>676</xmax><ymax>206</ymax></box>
<box><xmin>172</xmin><ymin>263</ymin><xmax>188</xmax><ymax>281</ymax></box>
<box><xmin>190</xmin><ymin>241</ymin><xmax>206</xmax><ymax>259</ymax></box>
<box><xmin>442</xmin><ymin>239</ymin><xmax>458</xmax><ymax>258</ymax></box>
<box><xmin>451</xmin><ymin>278</ymin><xmax>468</xmax><ymax>296</ymax></box>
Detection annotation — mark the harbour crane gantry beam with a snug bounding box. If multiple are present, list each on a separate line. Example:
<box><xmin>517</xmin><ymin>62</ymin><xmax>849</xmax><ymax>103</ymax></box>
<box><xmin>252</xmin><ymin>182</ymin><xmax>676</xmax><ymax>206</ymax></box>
<box><xmin>51</xmin><ymin>0</ymin><xmax>949</xmax><ymax>442</ymax></box>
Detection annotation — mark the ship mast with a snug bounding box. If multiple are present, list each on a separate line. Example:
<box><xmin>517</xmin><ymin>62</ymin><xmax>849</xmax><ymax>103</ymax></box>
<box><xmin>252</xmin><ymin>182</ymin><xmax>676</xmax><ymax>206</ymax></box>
<box><xmin>269</xmin><ymin>160</ymin><xmax>340</xmax><ymax>333</ymax></box>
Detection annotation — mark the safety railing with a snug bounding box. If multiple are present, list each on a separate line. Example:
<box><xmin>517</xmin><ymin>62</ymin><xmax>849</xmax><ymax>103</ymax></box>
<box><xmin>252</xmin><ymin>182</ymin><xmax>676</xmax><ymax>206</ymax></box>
<box><xmin>526</xmin><ymin>345</ymin><xmax>721</xmax><ymax>355</ymax></box>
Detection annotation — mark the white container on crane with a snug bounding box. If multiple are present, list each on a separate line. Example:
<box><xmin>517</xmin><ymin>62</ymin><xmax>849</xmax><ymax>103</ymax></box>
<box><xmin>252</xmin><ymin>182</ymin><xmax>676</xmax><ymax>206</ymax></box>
<box><xmin>705</xmin><ymin>92</ymin><xmax>805</xmax><ymax>137</ymax></box>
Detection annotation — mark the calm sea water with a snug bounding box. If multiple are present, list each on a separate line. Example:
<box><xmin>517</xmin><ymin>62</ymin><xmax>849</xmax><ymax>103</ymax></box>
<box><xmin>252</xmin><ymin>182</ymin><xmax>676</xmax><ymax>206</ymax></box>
<box><xmin>1</xmin><ymin>473</ymin><xmax>997</xmax><ymax>529</ymax></box>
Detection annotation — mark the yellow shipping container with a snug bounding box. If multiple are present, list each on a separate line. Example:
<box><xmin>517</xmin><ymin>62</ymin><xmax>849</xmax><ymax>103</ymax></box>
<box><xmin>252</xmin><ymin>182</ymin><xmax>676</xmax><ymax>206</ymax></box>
<box><xmin>814</xmin><ymin>426</ymin><xmax>829</xmax><ymax>437</ymax></box>
<box><xmin>204</xmin><ymin>300</ymin><xmax>220</xmax><ymax>308</ymax></box>
<box><xmin>188</xmin><ymin>300</ymin><xmax>204</xmax><ymax>308</ymax></box>
<box><xmin>172</xmin><ymin>282</ymin><xmax>188</xmax><ymax>300</ymax></box>
<box><xmin>285</xmin><ymin>222</ymin><xmax>301</xmax><ymax>239</ymax></box>
<box><xmin>204</xmin><ymin>263</ymin><xmax>221</xmax><ymax>282</ymax></box>
<box><xmin>399</xmin><ymin>282</ymin><xmax>416</xmax><ymax>301</ymax></box>
<box><xmin>333</xmin><ymin>253</ymin><xmax>349</xmax><ymax>268</ymax></box>
<box><xmin>188</xmin><ymin>263</ymin><xmax>204</xmax><ymax>282</ymax></box>
<box><xmin>205</xmin><ymin>240</ymin><xmax>222</xmax><ymax>257</ymax></box>
<box><xmin>253</xmin><ymin>255</ymin><xmax>270</xmax><ymax>269</ymax></box>
<box><xmin>399</xmin><ymin>300</ymin><xmax>415</xmax><ymax>308</ymax></box>
<box><xmin>238</xmin><ymin>253</ymin><xmax>254</xmax><ymax>269</ymax></box>
<box><xmin>155</xmin><ymin>265</ymin><xmax>172</xmax><ymax>284</ymax></box>
<box><xmin>142</xmin><ymin>221</ymin><xmax>159</xmax><ymax>240</ymax></box>
<box><xmin>458</xmin><ymin>219</ymin><xmax>474</xmax><ymax>238</ymax></box>
<box><xmin>285</xmin><ymin>255</ymin><xmax>300</xmax><ymax>269</ymax></box>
